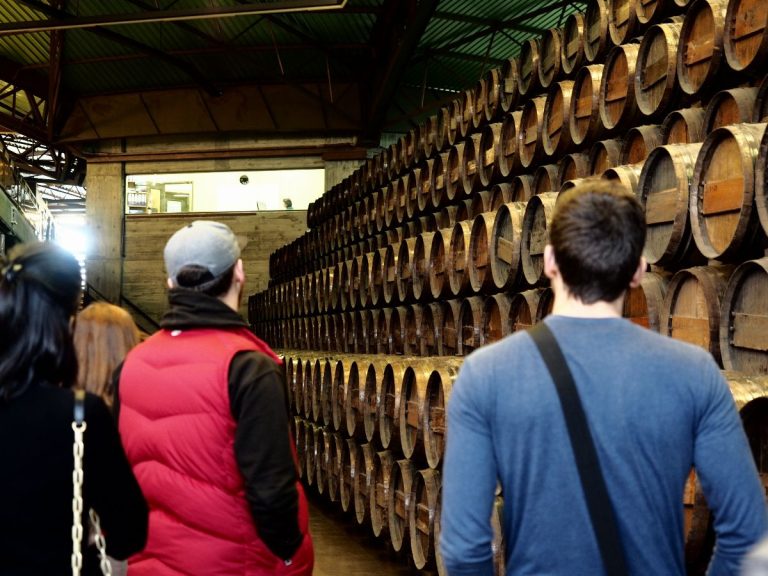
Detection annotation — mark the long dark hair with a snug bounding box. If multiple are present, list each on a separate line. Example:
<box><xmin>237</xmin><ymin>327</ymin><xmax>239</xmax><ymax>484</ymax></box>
<box><xmin>0</xmin><ymin>242</ymin><xmax>82</xmax><ymax>400</ymax></box>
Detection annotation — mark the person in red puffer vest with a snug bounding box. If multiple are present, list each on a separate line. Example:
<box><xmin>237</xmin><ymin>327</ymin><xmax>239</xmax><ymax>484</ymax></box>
<box><xmin>116</xmin><ymin>220</ymin><xmax>313</xmax><ymax>576</ymax></box>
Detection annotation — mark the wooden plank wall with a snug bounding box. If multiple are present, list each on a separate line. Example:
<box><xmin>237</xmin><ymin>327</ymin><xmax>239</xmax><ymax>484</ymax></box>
<box><xmin>123</xmin><ymin>210</ymin><xmax>307</xmax><ymax>326</ymax></box>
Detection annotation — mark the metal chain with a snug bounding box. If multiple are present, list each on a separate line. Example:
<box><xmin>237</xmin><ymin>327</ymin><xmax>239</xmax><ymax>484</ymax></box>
<box><xmin>71</xmin><ymin>420</ymin><xmax>87</xmax><ymax>576</ymax></box>
<box><xmin>89</xmin><ymin>509</ymin><xmax>113</xmax><ymax>576</ymax></box>
<box><xmin>71</xmin><ymin>420</ymin><xmax>112</xmax><ymax>576</ymax></box>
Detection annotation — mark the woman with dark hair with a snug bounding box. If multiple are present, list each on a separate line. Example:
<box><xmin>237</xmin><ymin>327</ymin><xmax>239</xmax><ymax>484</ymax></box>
<box><xmin>0</xmin><ymin>242</ymin><xmax>148</xmax><ymax>574</ymax></box>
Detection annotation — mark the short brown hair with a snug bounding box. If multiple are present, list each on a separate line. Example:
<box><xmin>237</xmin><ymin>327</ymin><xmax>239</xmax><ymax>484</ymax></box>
<box><xmin>73</xmin><ymin>302</ymin><xmax>141</xmax><ymax>408</ymax></box>
<box><xmin>549</xmin><ymin>180</ymin><xmax>646</xmax><ymax>304</ymax></box>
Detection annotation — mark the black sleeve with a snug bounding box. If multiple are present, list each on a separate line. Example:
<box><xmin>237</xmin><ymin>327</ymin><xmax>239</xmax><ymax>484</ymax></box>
<box><xmin>83</xmin><ymin>393</ymin><xmax>149</xmax><ymax>560</ymax></box>
<box><xmin>229</xmin><ymin>351</ymin><xmax>303</xmax><ymax>561</ymax></box>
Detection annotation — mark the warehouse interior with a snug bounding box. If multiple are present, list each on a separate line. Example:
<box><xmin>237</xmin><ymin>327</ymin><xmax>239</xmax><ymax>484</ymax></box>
<box><xmin>0</xmin><ymin>0</ymin><xmax>767</xmax><ymax>574</ymax></box>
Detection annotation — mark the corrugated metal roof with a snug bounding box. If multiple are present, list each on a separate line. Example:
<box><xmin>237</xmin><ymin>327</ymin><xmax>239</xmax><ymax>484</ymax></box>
<box><xmin>0</xmin><ymin>0</ymin><xmax>590</xmax><ymax>140</ymax></box>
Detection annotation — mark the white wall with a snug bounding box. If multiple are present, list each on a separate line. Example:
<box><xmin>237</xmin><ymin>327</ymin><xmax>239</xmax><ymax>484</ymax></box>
<box><xmin>128</xmin><ymin>168</ymin><xmax>325</xmax><ymax>212</ymax></box>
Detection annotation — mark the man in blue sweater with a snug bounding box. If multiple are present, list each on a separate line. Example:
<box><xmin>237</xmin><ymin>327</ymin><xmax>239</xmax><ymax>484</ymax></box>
<box><xmin>440</xmin><ymin>181</ymin><xmax>767</xmax><ymax>575</ymax></box>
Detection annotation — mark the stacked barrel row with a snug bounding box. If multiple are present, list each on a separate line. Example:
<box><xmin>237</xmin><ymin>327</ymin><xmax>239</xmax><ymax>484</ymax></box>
<box><xmin>281</xmin><ymin>351</ymin><xmax>768</xmax><ymax>574</ymax></box>
<box><xmin>284</xmin><ymin>354</ymin><xmax>472</xmax><ymax>572</ymax></box>
<box><xmin>247</xmin><ymin>0</ymin><xmax>768</xmax><ymax>574</ymax></box>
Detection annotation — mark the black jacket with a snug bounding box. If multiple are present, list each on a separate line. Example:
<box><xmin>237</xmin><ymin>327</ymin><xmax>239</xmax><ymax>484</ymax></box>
<box><xmin>116</xmin><ymin>289</ymin><xmax>302</xmax><ymax>560</ymax></box>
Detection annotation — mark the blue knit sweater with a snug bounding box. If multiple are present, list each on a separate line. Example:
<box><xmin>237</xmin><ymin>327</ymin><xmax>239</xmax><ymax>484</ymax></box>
<box><xmin>440</xmin><ymin>315</ymin><xmax>767</xmax><ymax>576</ymax></box>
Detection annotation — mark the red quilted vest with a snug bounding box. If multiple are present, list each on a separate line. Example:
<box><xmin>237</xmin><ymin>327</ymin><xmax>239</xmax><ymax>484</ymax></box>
<box><xmin>119</xmin><ymin>327</ymin><xmax>313</xmax><ymax>576</ymax></box>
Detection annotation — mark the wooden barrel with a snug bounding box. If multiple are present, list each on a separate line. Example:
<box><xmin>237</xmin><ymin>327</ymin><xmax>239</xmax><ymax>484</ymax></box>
<box><xmin>370</xmin><ymin>450</ymin><xmax>394</xmax><ymax>538</ymax></box>
<box><xmin>362</xmin><ymin>360</ymin><xmax>386</xmax><ymax>445</ymax></box>
<box><xmin>469</xmin><ymin>212</ymin><xmax>498</xmax><ymax>294</ymax></box>
<box><xmin>470</xmin><ymin>190</ymin><xmax>492</xmax><ymax>218</ymax></box>
<box><xmin>461</xmin><ymin>134</ymin><xmax>484</xmax><ymax>197</ymax></box>
<box><xmin>304</xmin><ymin>423</ymin><xmax>316</xmax><ymax>486</ymax></box>
<box><xmin>458</xmin><ymin>89</ymin><xmax>475</xmax><ymax>139</ymax></box>
<box><xmin>585</xmin><ymin>0</ymin><xmax>613</xmax><ymax>63</ymax></box>
<box><xmin>448</xmin><ymin>99</ymin><xmax>462</xmax><ymax>148</ymax></box>
<box><xmin>489</xmin><ymin>183</ymin><xmax>513</xmax><ymax>210</ymax></box>
<box><xmin>602</xmin><ymin>163</ymin><xmax>644</xmax><ymax>196</ymax></box>
<box><xmin>539</xmin><ymin>28</ymin><xmax>564</xmax><ymax>89</ymax></box>
<box><xmin>622</xmin><ymin>270</ymin><xmax>670</xmax><ymax>331</ymax></box>
<box><xmin>543</xmin><ymin>80</ymin><xmax>575</xmax><ymax>158</ymax></box>
<box><xmin>369</xmin><ymin>248</ymin><xmax>386</xmax><ymax>308</ymax></box>
<box><xmin>423</xmin><ymin>154</ymin><xmax>445</xmax><ymax>212</ymax></box>
<box><xmin>589</xmin><ymin>138</ymin><xmax>625</xmax><ymax>174</ymax></box>
<box><xmin>690</xmin><ymin>123</ymin><xmax>767</xmax><ymax>261</ymax></box>
<box><xmin>635</xmin><ymin>19</ymin><xmax>683</xmax><ymax>119</ymax></box>
<box><xmin>533</xmin><ymin>164</ymin><xmax>560</xmax><ymax>195</ymax></box>
<box><xmin>339</xmin><ymin>438</ymin><xmax>357</xmax><ymax>512</ymax></box>
<box><xmin>410</xmin><ymin>468</ymin><xmax>441</xmax><ymax>570</ymax></box>
<box><xmin>475</xmin><ymin>68</ymin><xmax>502</xmax><ymax>126</ymax></box>
<box><xmin>719</xmin><ymin>257</ymin><xmax>768</xmax><ymax>372</ymax></box>
<box><xmin>640</xmin><ymin>143</ymin><xmax>703</xmax><ymax>266</ymax></box>
<box><xmin>758</xmin><ymin>125</ymin><xmax>768</xmax><ymax>235</ymax></box>
<box><xmin>390</xmin><ymin>306</ymin><xmax>407</xmax><ymax>356</ymax></box>
<box><xmin>510</xmin><ymin>174</ymin><xmax>535</xmax><ymax>202</ymax></box>
<box><xmin>458</xmin><ymin>296</ymin><xmax>485</xmax><ymax>356</ymax></box>
<box><xmin>446</xmin><ymin>143</ymin><xmax>468</xmax><ymax>204</ymax></box>
<box><xmin>404</xmin><ymin>304</ymin><xmax>426</xmax><ymax>356</ymax></box>
<box><xmin>293</xmin><ymin>356</ymin><xmax>306</xmax><ymax>415</ymax></box>
<box><xmin>479</xmin><ymin>122</ymin><xmax>503</xmax><ymax>188</ymax></box>
<box><xmin>703</xmin><ymin>87</ymin><xmax>759</xmax><ymax>133</ymax></box>
<box><xmin>345</xmin><ymin>360</ymin><xmax>368</xmax><ymax>439</ymax></box>
<box><xmin>483</xmin><ymin>293</ymin><xmax>513</xmax><ymax>345</ymax></box>
<box><xmin>522</xmin><ymin>192</ymin><xmax>558</xmax><ymax>286</ymax></box>
<box><xmin>562</xmin><ymin>12</ymin><xmax>587</xmax><ymax>76</ymax></box>
<box><xmin>600</xmin><ymin>43</ymin><xmax>641</xmax><ymax>133</ymax></box>
<box><xmin>396</xmin><ymin>237</ymin><xmax>418</xmax><ymax>304</ymax></box>
<box><xmin>424</xmin><ymin>115</ymin><xmax>440</xmax><ymax>159</ymax></box>
<box><xmin>304</xmin><ymin>358</ymin><xmax>317</xmax><ymax>419</ymax></box>
<box><xmin>436</xmin><ymin>106</ymin><xmax>452</xmax><ymax>153</ymax></box>
<box><xmin>677</xmin><ymin>0</ymin><xmax>728</xmax><ymax>96</ymax></box>
<box><xmin>396</xmin><ymin>176</ymin><xmax>410</xmax><ymax>227</ymax></box>
<box><xmin>429</xmin><ymin>228</ymin><xmax>452</xmax><ymax>301</ymax></box>
<box><xmin>509</xmin><ymin>288</ymin><xmax>546</xmax><ymax>333</ymax></box>
<box><xmin>570</xmin><ymin>64</ymin><xmax>605</xmax><ymax>147</ymax></box>
<box><xmin>518</xmin><ymin>37</ymin><xmax>542</xmax><ymax>98</ymax></box>
<box><xmin>417</xmin><ymin>302</ymin><xmax>442</xmax><ymax>357</ymax></box>
<box><xmin>373</xmin><ymin>185</ymin><xmax>386</xmax><ymax>234</ymax></box>
<box><xmin>294</xmin><ymin>416</ymin><xmax>306</xmax><ymax>479</ymax></box>
<box><xmin>621</xmin><ymin>124</ymin><xmax>664</xmax><ymax>164</ymax></box>
<box><xmin>412</xmin><ymin>232</ymin><xmax>435</xmax><ymax>302</ymax></box>
<box><xmin>609</xmin><ymin>0</ymin><xmax>640</xmax><ymax>46</ymax></box>
<box><xmin>557</xmin><ymin>152</ymin><xmax>591</xmax><ymax>187</ymax></box>
<box><xmin>490</xmin><ymin>201</ymin><xmax>527</xmax><ymax>291</ymax></box>
<box><xmin>313</xmin><ymin>425</ymin><xmax>326</xmax><ymax>494</ymax></box>
<box><xmin>388</xmin><ymin>459</ymin><xmax>415</xmax><ymax>552</ymax></box>
<box><xmin>353</xmin><ymin>442</ymin><xmax>375</xmax><ymax>525</ymax></box>
<box><xmin>498</xmin><ymin>111</ymin><xmax>523</xmax><ymax>178</ymax></box>
<box><xmin>500</xmin><ymin>57</ymin><xmax>520</xmax><ymax>113</ymax></box>
<box><xmin>285</xmin><ymin>356</ymin><xmax>298</xmax><ymax>414</ymax></box>
<box><xmin>320</xmin><ymin>357</ymin><xmax>334</xmax><ymax>426</ymax></box>
<box><xmin>448</xmin><ymin>220</ymin><xmax>473</xmax><ymax>298</ymax></box>
<box><xmin>324</xmin><ymin>429</ymin><xmax>343</xmax><ymax>502</ymax></box>
<box><xmin>399</xmin><ymin>363</ymin><xmax>434</xmax><ymax>461</ymax></box>
<box><xmin>330</xmin><ymin>358</ymin><xmax>349</xmax><ymax>431</ymax></box>
<box><xmin>406</xmin><ymin>167</ymin><xmax>422</xmax><ymax>221</ymax></box>
<box><xmin>378</xmin><ymin>360</ymin><xmax>411</xmax><ymax>450</ymax></box>
<box><xmin>662</xmin><ymin>107</ymin><xmax>706</xmax><ymax>144</ymax></box>
<box><xmin>637</xmin><ymin>0</ymin><xmax>683</xmax><ymax>24</ymax></box>
<box><xmin>423</xmin><ymin>362</ymin><xmax>463</xmax><ymax>470</ymax></box>
<box><xmin>441</xmin><ymin>299</ymin><xmax>462</xmax><ymax>357</ymax></box>
<box><xmin>723</xmin><ymin>0</ymin><xmax>768</xmax><ymax>76</ymax></box>
<box><xmin>382</xmin><ymin>181</ymin><xmax>397</xmax><ymax>232</ymax></box>
<box><xmin>518</xmin><ymin>95</ymin><xmax>548</xmax><ymax>169</ymax></box>
<box><xmin>310</xmin><ymin>358</ymin><xmax>323</xmax><ymax>422</ymax></box>
<box><xmin>661</xmin><ymin>264</ymin><xmax>734</xmax><ymax>363</ymax></box>
<box><xmin>382</xmin><ymin>243</ymin><xmax>399</xmax><ymax>306</ymax></box>
<box><xmin>755</xmin><ymin>73</ymin><xmax>768</xmax><ymax>124</ymax></box>
<box><xmin>537</xmin><ymin>287</ymin><xmax>555</xmax><ymax>320</ymax></box>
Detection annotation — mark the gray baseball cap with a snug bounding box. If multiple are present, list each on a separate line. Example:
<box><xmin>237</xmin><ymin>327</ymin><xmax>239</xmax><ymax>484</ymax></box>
<box><xmin>164</xmin><ymin>220</ymin><xmax>243</xmax><ymax>284</ymax></box>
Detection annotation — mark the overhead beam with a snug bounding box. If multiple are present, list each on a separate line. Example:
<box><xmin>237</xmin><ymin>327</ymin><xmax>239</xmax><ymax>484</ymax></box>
<box><xmin>366</xmin><ymin>0</ymin><xmax>439</xmax><ymax>138</ymax></box>
<box><xmin>0</xmin><ymin>0</ymin><xmax>348</xmax><ymax>34</ymax></box>
<box><xmin>422</xmin><ymin>48</ymin><xmax>505</xmax><ymax>67</ymax></box>
<box><xmin>16</xmin><ymin>0</ymin><xmax>222</xmax><ymax>96</ymax></box>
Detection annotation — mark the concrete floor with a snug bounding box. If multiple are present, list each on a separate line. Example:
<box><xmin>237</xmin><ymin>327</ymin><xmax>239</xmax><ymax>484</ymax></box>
<box><xmin>308</xmin><ymin>491</ymin><xmax>435</xmax><ymax>576</ymax></box>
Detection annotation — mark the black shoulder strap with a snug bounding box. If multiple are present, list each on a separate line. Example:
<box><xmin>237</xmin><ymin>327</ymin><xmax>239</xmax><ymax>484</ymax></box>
<box><xmin>529</xmin><ymin>322</ymin><xmax>629</xmax><ymax>576</ymax></box>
